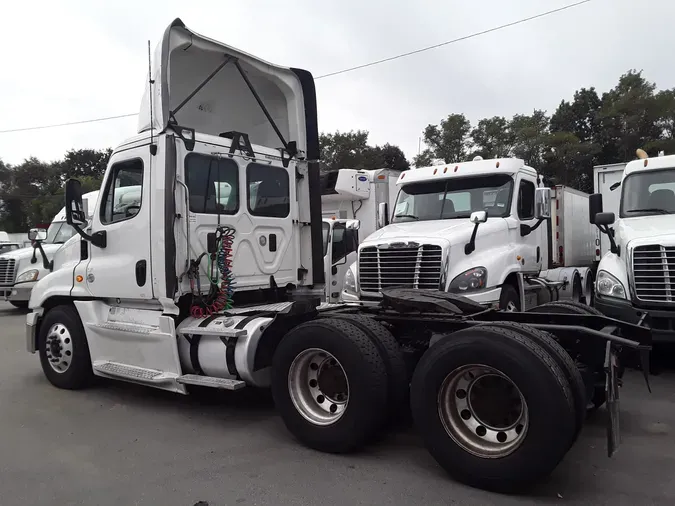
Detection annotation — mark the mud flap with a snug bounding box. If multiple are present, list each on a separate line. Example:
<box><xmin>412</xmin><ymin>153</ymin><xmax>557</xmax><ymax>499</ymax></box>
<box><xmin>605</xmin><ymin>342</ymin><xmax>621</xmax><ymax>457</ymax></box>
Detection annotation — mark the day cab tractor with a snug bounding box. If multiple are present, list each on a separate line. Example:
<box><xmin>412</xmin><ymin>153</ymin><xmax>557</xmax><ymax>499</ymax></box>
<box><xmin>25</xmin><ymin>18</ymin><xmax>651</xmax><ymax>493</ymax></box>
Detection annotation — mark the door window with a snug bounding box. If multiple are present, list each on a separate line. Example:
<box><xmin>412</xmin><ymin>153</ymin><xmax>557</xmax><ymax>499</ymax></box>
<box><xmin>247</xmin><ymin>164</ymin><xmax>290</xmax><ymax>218</ymax></box>
<box><xmin>331</xmin><ymin>224</ymin><xmax>358</xmax><ymax>264</ymax></box>
<box><xmin>185</xmin><ymin>154</ymin><xmax>239</xmax><ymax>214</ymax></box>
<box><xmin>100</xmin><ymin>159</ymin><xmax>144</xmax><ymax>224</ymax></box>
<box><xmin>517</xmin><ymin>180</ymin><xmax>535</xmax><ymax>220</ymax></box>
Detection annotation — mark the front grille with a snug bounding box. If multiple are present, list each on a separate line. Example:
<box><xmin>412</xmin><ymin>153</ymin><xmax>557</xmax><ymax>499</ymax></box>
<box><xmin>359</xmin><ymin>245</ymin><xmax>442</xmax><ymax>293</ymax></box>
<box><xmin>632</xmin><ymin>245</ymin><xmax>675</xmax><ymax>303</ymax></box>
<box><xmin>0</xmin><ymin>258</ymin><xmax>16</xmax><ymax>285</ymax></box>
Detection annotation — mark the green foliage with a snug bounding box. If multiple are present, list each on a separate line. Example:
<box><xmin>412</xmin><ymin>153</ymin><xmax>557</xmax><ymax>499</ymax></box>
<box><xmin>319</xmin><ymin>130</ymin><xmax>410</xmax><ymax>173</ymax></box>
<box><xmin>0</xmin><ymin>149</ymin><xmax>110</xmax><ymax>232</ymax></box>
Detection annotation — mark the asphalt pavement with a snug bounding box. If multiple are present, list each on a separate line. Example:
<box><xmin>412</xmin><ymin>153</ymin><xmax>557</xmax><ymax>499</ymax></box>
<box><xmin>1</xmin><ymin>301</ymin><xmax>674</xmax><ymax>506</ymax></box>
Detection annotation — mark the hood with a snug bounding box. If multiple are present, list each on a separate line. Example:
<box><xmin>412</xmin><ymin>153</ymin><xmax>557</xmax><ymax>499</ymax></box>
<box><xmin>0</xmin><ymin>243</ymin><xmax>62</xmax><ymax>261</ymax></box>
<box><xmin>617</xmin><ymin>215</ymin><xmax>675</xmax><ymax>244</ymax></box>
<box><xmin>362</xmin><ymin>218</ymin><xmax>507</xmax><ymax>246</ymax></box>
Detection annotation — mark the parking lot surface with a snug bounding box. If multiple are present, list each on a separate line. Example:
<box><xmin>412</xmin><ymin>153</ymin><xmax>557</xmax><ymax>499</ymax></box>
<box><xmin>1</xmin><ymin>301</ymin><xmax>674</xmax><ymax>506</ymax></box>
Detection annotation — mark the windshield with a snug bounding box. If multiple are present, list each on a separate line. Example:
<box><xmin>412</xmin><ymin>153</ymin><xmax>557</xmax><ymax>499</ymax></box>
<box><xmin>44</xmin><ymin>221</ymin><xmax>77</xmax><ymax>244</ymax></box>
<box><xmin>322</xmin><ymin>222</ymin><xmax>330</xmax><ymax>257</ymax></box>
<box><xmin>0</xmin><ymin>244</ymin><xmax>19</xmax><ymax>254</ymax></box>
<box><xmin>620</xmin><ymin>168</ymin><xmax>675</xmax><ymax>218</ymax></box>
<box><xmin>392</xmin><ymin>175</ymin><xmax>514</xmax><ymax>223</ymax></box>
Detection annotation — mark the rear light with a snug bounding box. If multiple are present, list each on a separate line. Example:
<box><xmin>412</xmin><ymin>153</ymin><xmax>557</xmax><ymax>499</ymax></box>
<box><xmin>596</xmin><ymin>248</ymin><xmax>600</xmax><ymax>256</ymax></box>
<box><xmin>559</xmin><ymin>246</ymin><xmax>564</xmax><ymax>264</ymax></box>
<box><xmin>556</xmin><ymin>216</ymin><xmax>559</xmax><ymax>226</ymax></box>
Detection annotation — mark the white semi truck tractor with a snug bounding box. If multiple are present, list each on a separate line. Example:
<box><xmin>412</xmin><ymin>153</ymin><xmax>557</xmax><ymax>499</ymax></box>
<box><xmin>25</xmin><ymin>18</ymin><xmax>651</xmax><ymax>493</ymax></box>
<box><xmin>0</xmin><ymin>191</ymin><xmax>99</xmax><ymax>308</ymax></box>
<box><xmin>590</xmin><ymin>150</ymin><xmax>675</xmax><ymax>343</ymax></box>
<box><xmin>341</xmin><ymin>158</ymin><xmax>597</xmax><ymax>311</ymax></box>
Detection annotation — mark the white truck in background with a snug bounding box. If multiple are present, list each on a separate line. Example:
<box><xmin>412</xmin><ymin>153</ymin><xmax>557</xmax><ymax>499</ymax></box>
<box><xmin>0</xmin><ymin>232</ymin><xmax>23</xmax><ymax>256</ymax></box>
<box><xmin>590</xmin><ymin>150</ymin><xmax>675</xmax><ymax>343</ymax></box>
<box><xmin>0</xmin><ymin>191</ymin><xmax>99</xmax><ymax>308</ymax></box>
<box><xmin>341</xmin><ymin>157</ymin><xmax>597</xmax><ymax>310</ymax></box>
<box><xmin>321</xmin><ymin>168</ymin><xmax>401</xmax><ymax>302</ymax></box>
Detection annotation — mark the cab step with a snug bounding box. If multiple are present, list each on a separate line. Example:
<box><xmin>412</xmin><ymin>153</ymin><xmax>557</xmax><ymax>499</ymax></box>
<box><xmin>93</xmin><ymin>361</ymin><xmax>175</xmax><ymax>383</ymax></box>
<box><xmin>176</xmin><ymin>374</ymin><xmax>246</xmax><ymax>391</ymax></box>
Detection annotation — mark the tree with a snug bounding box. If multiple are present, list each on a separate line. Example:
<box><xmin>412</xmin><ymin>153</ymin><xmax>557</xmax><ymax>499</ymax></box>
<box><xmin>58</xmin><ymin>148</ymin><xmax>112</xmax><ymax>179</ymax></box>
<box><xmin>417</xmin><ymin>113</ymin><xmax>472</xmax><ymax>164</ymax></box>
<box><xmin>470</xmin><ymin>116</ymin><xmax>514</xmax><ymax>159</ymax></box>
<box><xmin>510</xmin><ymin>110</ymin><xmax>550</xmax><ymax>168</ymax></box>
<box><xmin>319</xmin><ymin>130</ymin><xmax>409</xmax><ymax>173</ymax></box>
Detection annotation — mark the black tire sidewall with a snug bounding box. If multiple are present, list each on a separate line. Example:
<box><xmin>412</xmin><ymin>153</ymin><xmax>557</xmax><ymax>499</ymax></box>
<box><xmin>411</xmin><ymin>328</ymin><xmax>574</xmax><ymax>492</ymax></box>
<box><xmin>499</xmin><ymin>284</ymin><xmax>520</xmax><ymax>311</ymax></box>
<box><xmin>38</xmin><ymin>305</ymin><xmax>93</xmax><ymax>390</ymax></box>
<box><xmin>271</xmin><ymin>319</ymin><xmax>388</xmax><ymax>453</ymax></box>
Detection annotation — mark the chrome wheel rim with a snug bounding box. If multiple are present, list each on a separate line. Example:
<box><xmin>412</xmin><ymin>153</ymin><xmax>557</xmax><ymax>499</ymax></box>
<box><xmin>44</xmin><ymin>323</ymin><xmax>73</xmax><ymax>374</ymax></box>
<box><xmin>438</xmin><ymin>364</ymin><xmax>528</xmax><ymax>458</ymax></box>
<box><xmin>504</xmin><ymin>301</ymin><xmax>518</xmax><ymax>312</ymax></box>
<box><xmin>288</xmin><ymin>348</ymin><xmax>349</xmax><ymax>426</ymax></box>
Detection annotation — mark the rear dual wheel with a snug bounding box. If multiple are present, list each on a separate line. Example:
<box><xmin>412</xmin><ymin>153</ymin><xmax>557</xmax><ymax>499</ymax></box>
<box><xmin>410</xmin><ymin>324</ymin><xmax>576</xmax><ymax>493</ymax></box>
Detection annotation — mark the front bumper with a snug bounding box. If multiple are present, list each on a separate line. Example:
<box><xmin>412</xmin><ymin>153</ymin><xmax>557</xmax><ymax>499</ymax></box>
<box><xmin>1</xmin><ymin>282</ymin><xmax>35</xmax><ymax>302</ymax></box>
<box><xmin>595</xmin><ymin>293</ymin><xmax>675</xmax><ymax>343</ymax></box>
<box><xmin>26</xmin><ymin>310</ymin><xmax>42</xmax><ymax>353</ymax></box>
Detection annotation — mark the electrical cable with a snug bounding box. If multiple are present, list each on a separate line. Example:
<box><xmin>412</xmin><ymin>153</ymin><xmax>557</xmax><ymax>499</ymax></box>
<box><xmin>0</xmin><ymin>1</ymin><xmax>591</xmax><ymax>135</ymax></box>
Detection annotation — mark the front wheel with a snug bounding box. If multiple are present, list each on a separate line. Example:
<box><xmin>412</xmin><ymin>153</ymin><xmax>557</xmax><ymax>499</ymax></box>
<box><xmin>38</xmin><ymin>305</ymin><xmax>94</xmax><ymax>389</ymax></box>
<box><xmin>271</xmin><ymin>318</ymin><xmax>388</xmax><ymax>454</ymax></box>
<box><xmin>499</xmin><ymin>284</ymin><xmax>520</xmax><ymax>312</ymax></box>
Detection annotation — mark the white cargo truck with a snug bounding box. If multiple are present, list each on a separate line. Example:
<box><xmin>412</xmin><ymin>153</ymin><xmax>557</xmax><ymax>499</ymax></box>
<box><xmin>321</xmin><ymin>168</ymin><xmax>401</xmax><ymax>302</ymax></box>
<box><xmin>0</xmin><ymin>191</ymin><xmax>99</xmax><ymax>308</ymax></box>
<box><xmin>24</xmin><ymin>18</ymin><xmax>650</xmax><ymax>493</ymax></box>
<box><xmin>590</xmin><ymin>150</ymin><xmax>675</xmax><ymax>343</ymax></box>
<box><xmin>340</xmin><ymin>158</ymin><xmax>597</xmax><ymax>310</ymax></box>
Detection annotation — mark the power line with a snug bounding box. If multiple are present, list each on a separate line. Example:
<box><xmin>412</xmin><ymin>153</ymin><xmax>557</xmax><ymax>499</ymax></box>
<box><xmin>0</xmin><ymin>1</ymin><xmax>590</xmax><ymax>135</ymax></box>
<box><xmin>315</xmin><ymin>0</ymin><xmax>591</xmax><ymax>79</ymax></box>
<box><xmin>0</xmin><ymin>113</ymin><xmax>137</xmax><ymax>134</ymax></box>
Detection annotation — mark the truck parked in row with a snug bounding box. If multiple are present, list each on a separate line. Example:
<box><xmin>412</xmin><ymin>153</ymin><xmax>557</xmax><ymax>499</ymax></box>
<box><xmin>0</xmin><ymin>191</ymin><xmax>99</xmax><ymax>308</ymax></box>
<box><xmin>321</xmin><ymin>168</ymin><xmax>400</xmax><ymax>302</ymax></box>
<box><xmin>590</xmin><ymin>150</ymin><xmax>675</xmax><ymax>343</ymax></box>
<box><xmin>340</xmin><ymin>158</ymin><xmax>597</xmax><ymax>311</ymax></box>
<box><xmin>25</xmin><ymin>19</ymin><xmax>650</xmax><ymax>493</ymax></box>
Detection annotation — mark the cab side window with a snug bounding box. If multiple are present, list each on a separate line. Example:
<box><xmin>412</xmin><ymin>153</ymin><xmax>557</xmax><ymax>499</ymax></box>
<box><xmin>517</xmin><ymin>180</ymin><xmax>535</xmax><ymax>220</ymax></box>
<box><xmin>247</xmin><ymin>164</ymin><xmax>290</xmax><ymax>218</ymax></box>
<box><xmin>331</xmin><ymin>225</ymin><xmax>358</xmax><ymax>264</ymax></box>
<box><xmin>100</xmin><ymin>159</ymin><xmax>144</xmax><ymax>225</ymax></box>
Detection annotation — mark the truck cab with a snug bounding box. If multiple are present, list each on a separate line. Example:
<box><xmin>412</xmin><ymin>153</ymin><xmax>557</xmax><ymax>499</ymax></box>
<box><xmin>0</xmin><ymin>192</ymin><xmax>99</xmax><ymax>308</ymax></box>
<box><xmin>590</xmin><ymin>151</ymin><xmax>675</xmax><ymax>342</ymax></box>
<box><xmin>342</xmin><ymin>157</ymin><xmax>554</xmax><ymax>310</ymax></box>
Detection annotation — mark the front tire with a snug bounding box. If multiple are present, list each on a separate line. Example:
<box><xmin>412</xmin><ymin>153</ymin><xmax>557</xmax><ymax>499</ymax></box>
<box><xmin>38</xmin><ymin>305</ymin><xmax>94</xmax><ymax>390</ymax></box>
<box><xmin>499</xmin><ymin>284</ymin><xmax>520</xmax><ymax>312</ymax></box>
<box><xmin>271</xmin><ymin>318</ymin><xmax>388</xmax><ymax>454</ymax></box>
<box><xmin>410</xmin><ymin>325</ymin><xmax>575</xmax><ymax>493</ymax></box>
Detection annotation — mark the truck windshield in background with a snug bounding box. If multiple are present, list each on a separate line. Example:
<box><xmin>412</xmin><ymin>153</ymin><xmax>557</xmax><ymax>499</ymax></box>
<box><xmin>392</xmin><ymin>174</ymin><xmax>514</xmax><ymax>223</ymax></box>
<box><xmin>45</xmin><ymin>222</ymin><xmax>77</xmax><ymax>244</ymax></box>
<box><xmin>620</xmin><ymin>168</ymin><xmax>675</xmax><ymax>217</ymax></box>
<box><xmin>0</xmin><ymin>244</ymin><xmax>19</xmax><ymax>254</ymax></box>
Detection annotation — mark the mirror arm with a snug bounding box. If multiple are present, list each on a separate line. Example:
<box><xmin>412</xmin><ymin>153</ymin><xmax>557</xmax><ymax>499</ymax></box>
<box><xmin>32</xmin><ymin>242</ymin><xmax>53</xmax><ymax>271</ymax></box>
<box><xmin>72</xmin><ymin>224</ymin><xmax>106</xmax><ymax>249</ymax></box>
<box><xmin>520</xmin><ymin>217</ymin><xmax>546</xmax><ymax>237</ymax></box>
<box><xmin>31</xmin><ymin>247</ymin><xmax>38</xmax><ymax>264</ymax></box>
<box><xmin>465</xmin><ymin>223</ymin><xmax>480</xmax><ymax>255</ymax></box>
<box><xmin>597</xmin><ymin>224</ymin><xmax>619</xmax><ymax>254</ymax></box>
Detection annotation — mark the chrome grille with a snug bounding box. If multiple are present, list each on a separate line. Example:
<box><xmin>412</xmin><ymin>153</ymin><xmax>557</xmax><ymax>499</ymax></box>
<box><xmin>359</xmin><ymin>245</ymin><xmax>442</xmax><ymax>293</ymax></box>
<box><xmin>0</xmin><ymin>259</ymin><xmax>16</xmax><ymax>285</ymax></box>
<box><xmin>632</xmin><ymin>245</ymin><xmax>675</xmax><ymax>303</ymax></box>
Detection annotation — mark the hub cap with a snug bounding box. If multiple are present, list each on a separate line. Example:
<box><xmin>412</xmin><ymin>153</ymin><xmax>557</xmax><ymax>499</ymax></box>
<box><xmin>438</xmin><ymin>364</ymin><xmax>528</xmax><ymax>458</ymax></box>
<box><xmin>44</xmin><ymin>323</ymin><xmax>73</xmax><ymax>374</ymax></box>
<box><xmin>288</xmin><ymin>348</ymin><xmax>349</xmax><ymax>426</ymax></box>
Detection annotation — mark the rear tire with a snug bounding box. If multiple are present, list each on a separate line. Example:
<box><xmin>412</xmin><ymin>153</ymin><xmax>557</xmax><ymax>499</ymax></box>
<box><xmin>479</xmin><ymin>321</ymin><xmax>585</xmax><ymax>448</ymax></box>
<box><xmin>38</xmin><ymin>305</ymin><xmax>94</xmax><ymax>390</ymax></box>
<box><xmin>410</xmin><ymin>325</ymin><xmax>575</xmax><ymax>493</ymax></box>
<box><xmin>271</xmin><ymin>318</ymin><xmax>388</xmax><ymax>454</ymax></box>
<box><xmin>527</xmin><ymin>301</ymin><xmax>607</xmax><ymax>411</ymax></box>
<box><xmin>327</xmin><ymin>314</ymin><xmax>408</xmax><ymax>421</ymax></box>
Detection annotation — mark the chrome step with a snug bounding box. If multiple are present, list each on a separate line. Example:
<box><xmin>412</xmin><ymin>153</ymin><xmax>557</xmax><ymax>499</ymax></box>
<box><xmin>176</xmin><ymin>325</ymin><xmax>247</xmax><ymax>338</ymax></box>
<box><xmin>93</xmin><ymin>361</ymin><xmax>172</xmax><ymax>383</ymax></box>
<box><xmin>177</xmin><ymin>374</ymin><xmax>246</xmax><ymax>390</ymax></box>
<box><xmin>94</xmin><ymin>322</ymin><xmax>157</xmax><ymax>334</ymax></box>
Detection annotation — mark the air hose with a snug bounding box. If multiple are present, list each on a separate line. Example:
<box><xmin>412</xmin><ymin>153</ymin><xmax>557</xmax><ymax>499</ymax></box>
<box><xmin>189</xmin><ymin>226</ymin><xmax>236</xmax><ymax>318</ymax></box>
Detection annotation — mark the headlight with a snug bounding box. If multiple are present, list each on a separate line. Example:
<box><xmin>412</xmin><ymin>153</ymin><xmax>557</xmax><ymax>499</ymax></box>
<box><xmin>343</xmin><ymin>268</ymin><xmax>357</xmax><ymax>294</ymax></box>
<box><xmin>449</xmin><ymin>267</ymin><xmax>487</xmax><ymax>294</ymax></box>
<box><xmin>596</xmin><ymin>270</ymin><xmax>626</xmax><ymax>299</ymax></box>
<box><xmin>16</xmin><ymin>269</ymin><xmax>39</xmax><ymax>284</ymax></box>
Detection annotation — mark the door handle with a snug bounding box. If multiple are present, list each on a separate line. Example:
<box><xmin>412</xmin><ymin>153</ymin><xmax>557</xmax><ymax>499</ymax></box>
<box><xmin>135</xmin><ymin>260</ymin><xmax>147</xmax><ymax>287</ymax></box>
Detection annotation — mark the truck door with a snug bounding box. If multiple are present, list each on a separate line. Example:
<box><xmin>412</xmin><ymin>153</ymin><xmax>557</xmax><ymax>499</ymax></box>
<box><xmin>84</xmin><ymin>148</ymin><xmax>153</xmax><ymax>300</ymax></box>
<box><xmin>325</xmin><ymin>222</ymin><xmax>358</xmax><ymax>302</ymax></box>
<box><xmin>515</xmin><ymin>175</ymin><xmax>542</xmax><ymax>273</ymax></box>
<box><xmin>182</xmin><ymin>145</ymin><xmax>296</xmax><ymax>292</ymax></box>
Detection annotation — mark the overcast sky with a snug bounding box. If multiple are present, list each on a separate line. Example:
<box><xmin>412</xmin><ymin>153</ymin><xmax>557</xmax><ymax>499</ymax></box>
<box><xmin>1</xmin><ymin>0</ymin><xmax>674</xmax><ymax>166</ymax></box>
